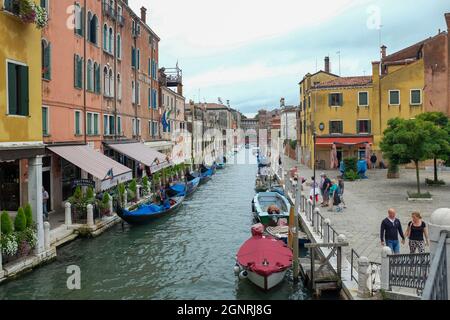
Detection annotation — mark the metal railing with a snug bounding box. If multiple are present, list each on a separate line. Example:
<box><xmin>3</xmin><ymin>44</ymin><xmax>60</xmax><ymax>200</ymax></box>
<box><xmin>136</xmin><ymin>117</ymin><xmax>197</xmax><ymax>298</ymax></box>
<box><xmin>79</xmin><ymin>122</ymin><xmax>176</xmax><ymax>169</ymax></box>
<box><xmin>351</xmin><ymin>249</ymin><xmax>360</xmax><ymax>283</ymax></box>
<box><xmin>102</xmin><ymin>1</ymin><xmax>116</xmax><ymax>19</ymax></box>
<box><xmin>422</xmin><ymin>231</ymin><xmax>449</xmax><ymax>300</ymax></box>
<box><xmin>389</xmin><ymin>252</ymin><xmax>430</xmax><ymax>295</ymax></box>
<box><xmin>117</xmin><ymin>14</ymin><xmax>125</xmax><ymax>27</ymax></box>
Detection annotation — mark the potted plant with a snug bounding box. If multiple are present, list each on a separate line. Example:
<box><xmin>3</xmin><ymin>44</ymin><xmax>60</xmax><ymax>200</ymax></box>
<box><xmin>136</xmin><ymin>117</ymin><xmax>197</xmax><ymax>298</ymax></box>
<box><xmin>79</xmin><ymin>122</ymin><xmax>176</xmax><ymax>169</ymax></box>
<box><xmin>128</xmin><ymin>179</ymin><xmax>138</xmax><ymax>202</ymax></box>
<box><xmin>1</xmin><ymin>211</ymin><xmax>18</xmax><ymax>264</ymax></box>
<box><xmin>14</xmin><ymin>207</ymin><xmax>32</xmax><ymax>257</ymax></box>
<box><xmin>98</xmin><ymin>193</ymin><xmax>111</xmax><ymax>217</ymax></box>
<box><xmin>142</xmin><ymin>175</ymin><xmax>149</xmax><ymax>196</ymax></box>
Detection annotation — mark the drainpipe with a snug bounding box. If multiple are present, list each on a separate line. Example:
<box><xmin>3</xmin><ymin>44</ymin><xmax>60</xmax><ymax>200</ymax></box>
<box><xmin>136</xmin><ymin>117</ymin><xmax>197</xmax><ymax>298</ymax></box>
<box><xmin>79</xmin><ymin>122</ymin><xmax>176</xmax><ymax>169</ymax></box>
<box><xmin>133</xmin><ymin>25</ymin><xmax>138</xmax><ymax>142</ymax></box>
<box><xmin>113</xmin><ymin>0</ymin><xmax>118</xmax><ymax>141</ymax></box>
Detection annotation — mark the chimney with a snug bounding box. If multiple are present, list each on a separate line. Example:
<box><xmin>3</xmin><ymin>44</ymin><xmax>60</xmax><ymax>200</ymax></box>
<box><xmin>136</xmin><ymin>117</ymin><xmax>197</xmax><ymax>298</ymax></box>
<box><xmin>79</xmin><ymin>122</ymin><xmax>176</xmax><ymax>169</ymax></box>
<box><xmin>381</xmin><ymin>45</ymin><xmax>387</xmax><ymax>59</ymax></box>
<box><xmin>280</xmin><ymin>97</ymin><xmax>285</xmax><ymax>108</ymax></box>
<box><xmin>372</xmin><ymin>61</ymin><xmax>380</xmax><ymax>83</ymax></box>
<box><xmin>445</xmin><ymin>13</ymin><xmax>450</xmax><ymax>31</ymax></box>
<box><xmin>140</xmin><ymin>7</ymin><xmax>147</xmax><ymax>24</ymax></box>
<box><xmin>324</xmin><ymin>56</ymin><xmax>330</xmax><ymax>73</ymax></box>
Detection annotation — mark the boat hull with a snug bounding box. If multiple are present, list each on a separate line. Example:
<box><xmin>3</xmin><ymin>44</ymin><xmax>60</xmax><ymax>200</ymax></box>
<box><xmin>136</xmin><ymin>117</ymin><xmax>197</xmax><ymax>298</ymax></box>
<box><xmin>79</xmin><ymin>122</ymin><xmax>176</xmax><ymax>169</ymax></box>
<box><xmin>245</xmin><ymin>268</ymin><xmax>288</xmax><ymax>291</ymax></box>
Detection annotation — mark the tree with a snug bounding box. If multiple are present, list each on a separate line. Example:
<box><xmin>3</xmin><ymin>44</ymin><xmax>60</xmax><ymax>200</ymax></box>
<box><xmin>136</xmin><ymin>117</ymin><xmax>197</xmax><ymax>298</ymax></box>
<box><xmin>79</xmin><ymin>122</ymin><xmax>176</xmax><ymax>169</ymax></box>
<box><xmin>380</xmin><ymin>118</ymin><xmax>445</xmax><ymax>194</ymax></box>
<box><xmin>416</xmin><ymin>112</ymin><xmax>450</xmax><ymax>183</ymax></box>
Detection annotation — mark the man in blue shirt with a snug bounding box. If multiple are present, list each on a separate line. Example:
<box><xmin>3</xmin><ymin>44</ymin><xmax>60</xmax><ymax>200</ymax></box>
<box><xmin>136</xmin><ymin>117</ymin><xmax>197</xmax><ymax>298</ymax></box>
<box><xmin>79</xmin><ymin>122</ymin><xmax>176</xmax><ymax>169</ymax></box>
<box><xmin>380</xmin><ymin>208</ymin><xmax>405</xmax><ymax>254</ymax></box>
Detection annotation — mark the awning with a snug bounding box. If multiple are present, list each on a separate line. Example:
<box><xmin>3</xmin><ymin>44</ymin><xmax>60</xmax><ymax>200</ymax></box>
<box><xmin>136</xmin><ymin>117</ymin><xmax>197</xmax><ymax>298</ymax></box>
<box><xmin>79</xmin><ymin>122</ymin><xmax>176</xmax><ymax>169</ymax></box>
<box><xmin>316</xmin><ymin>136</ymin><xmax>373</xmax><ymax>146</ymax></box>
<box><xmin>106</xmin><ymin>142</ymin><xmax>171</xmax><ymax>173</ymax></box>
<box><xmin>47</xmin><ymin>145</ymin><xmax>132</xmax><ymax>190</ymax></box>
<box><xmin>144</xmin><ymin>140</ymin><xmax>174</xmax><ymax>151</ymax></box>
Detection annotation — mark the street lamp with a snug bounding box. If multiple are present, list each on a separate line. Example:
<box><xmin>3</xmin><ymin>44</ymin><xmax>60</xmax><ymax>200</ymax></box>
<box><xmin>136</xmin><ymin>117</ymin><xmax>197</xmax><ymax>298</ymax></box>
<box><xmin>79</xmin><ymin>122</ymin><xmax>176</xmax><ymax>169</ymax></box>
<box><xmin>312</xmin><ymin>125</ymin><xmax>317</xmax><ymax>209</ymax></box>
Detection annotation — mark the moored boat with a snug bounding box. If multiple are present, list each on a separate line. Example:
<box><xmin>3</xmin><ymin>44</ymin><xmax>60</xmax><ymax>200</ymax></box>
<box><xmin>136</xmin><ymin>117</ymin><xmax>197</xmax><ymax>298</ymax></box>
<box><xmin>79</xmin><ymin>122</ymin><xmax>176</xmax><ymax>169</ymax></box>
<box><xmin>235</xmin><ymin>224</ymin><xmax>293</xmax><ymax>291</ymax></box>
<box><xmin>198</xmin><ymin>167</ymin><xmax>213</xmax><ymax>184</ymax></box>
<box><xmin>265</xmin><ymin>225</ymin><xmax>311</xmax><ymax>248</ymax></box>
<box><xmin>252</xmin><ymin>192</ymin><xmax>290</xmax><ymax>225</ymax></box>
<box><xmin>117</xmin><ymin>195</ymin><xmax>185</xmax><ymax>224</ymax></box>
<box><xmin>170</xmin><ymin>177</ymin><xmax>201</xmax><ymax>197</ymax></box>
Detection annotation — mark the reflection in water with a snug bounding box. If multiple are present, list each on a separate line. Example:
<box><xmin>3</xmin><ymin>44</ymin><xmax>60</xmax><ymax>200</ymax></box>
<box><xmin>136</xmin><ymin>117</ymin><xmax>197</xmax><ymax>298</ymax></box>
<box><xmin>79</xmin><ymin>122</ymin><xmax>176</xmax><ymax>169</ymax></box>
<box><xmin>0</xmin><ymin>150</ymin><xmax>310</xmax><ymax>300</ymax></box>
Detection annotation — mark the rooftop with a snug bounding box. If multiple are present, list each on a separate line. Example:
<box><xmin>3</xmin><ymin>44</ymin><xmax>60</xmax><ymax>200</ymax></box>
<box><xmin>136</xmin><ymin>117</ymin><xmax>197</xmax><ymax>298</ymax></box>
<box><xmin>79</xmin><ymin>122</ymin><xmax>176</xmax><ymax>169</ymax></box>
<box><xmin>312</xmin><ymin>76</ymin><xmax>373</xmax><ymax>89</ymax></box>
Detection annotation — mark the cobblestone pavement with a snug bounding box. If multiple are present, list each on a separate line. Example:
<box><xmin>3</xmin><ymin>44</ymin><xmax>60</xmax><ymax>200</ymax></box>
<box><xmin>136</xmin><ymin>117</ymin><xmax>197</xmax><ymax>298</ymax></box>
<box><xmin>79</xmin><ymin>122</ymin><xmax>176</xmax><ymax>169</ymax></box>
<box><xmin>281</xmin><ymin>155</ymin><xmax>450</xmax><ymax>263</ymax></box>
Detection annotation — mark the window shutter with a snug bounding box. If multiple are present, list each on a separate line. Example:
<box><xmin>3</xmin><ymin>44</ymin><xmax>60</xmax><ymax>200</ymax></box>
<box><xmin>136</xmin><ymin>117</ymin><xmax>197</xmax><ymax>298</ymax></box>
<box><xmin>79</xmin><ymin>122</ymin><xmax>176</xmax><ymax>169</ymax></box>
<box><xmin>339</xmin><ymin>93</ymin><xmax>343</xmax><ymax>106</ymax></box>
<box><xmin>19</xmin><ymin>65</ymin><xmax>29</xmax><ymax>116</ymax></box>
<box><xmin>356</xmin><ymin>120</ymin><xmax>360</xmax><ymax>134</ymax></box>
<box><xmin>131</xmin><ymin>47</ymin><xmax>135</xmax><ymax>67</ymax></box>
<box><xmin>45</xmin><ymin>43</ymin><xmax>51</xmax><ymax>80</ymax></box>
<box><xmin>329</xmin><ymin>121</ymin><xmax>332</xmax><ymax>134</ymax></box>
<box><xmin>74</xmin><ymin>55</ymin><xmax>78</xmax><ymax>87</ymax></box>
<box><xmin>7</xmin><ymin>63</ymin><xmax>17</xmax><ymax>115</ymax></box>
<box><xmin>328</xmin><ymin>94</ymin><xmax>332</xmax><ymax>107</ymax></box>
<box><xmin>368</xmin><ymin>120</ymin><xmax>371</xmax><ymax>134</ymax></box>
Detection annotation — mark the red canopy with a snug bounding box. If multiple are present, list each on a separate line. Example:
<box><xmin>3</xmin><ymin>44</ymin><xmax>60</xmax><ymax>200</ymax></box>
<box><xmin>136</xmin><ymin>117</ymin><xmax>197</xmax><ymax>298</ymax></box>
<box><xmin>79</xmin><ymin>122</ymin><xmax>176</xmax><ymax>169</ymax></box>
<box><xmin>316</xmin><ymin>136</ymin><xmax>373</xmax><ymax>146</ymax></box>
<box><xmin>237</xmin><ymin>236</ymin><xmax>293</xmax><ymax>276</ymax></box>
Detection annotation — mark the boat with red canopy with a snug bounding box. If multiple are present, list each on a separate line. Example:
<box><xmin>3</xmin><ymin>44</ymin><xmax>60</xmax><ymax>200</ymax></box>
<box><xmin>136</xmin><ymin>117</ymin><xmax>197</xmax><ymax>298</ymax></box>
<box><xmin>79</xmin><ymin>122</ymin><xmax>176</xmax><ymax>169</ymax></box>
<box><xmin>235</xmin><ymin>224</ymin><xmax>293</xmax><ymax>290</ymax></box>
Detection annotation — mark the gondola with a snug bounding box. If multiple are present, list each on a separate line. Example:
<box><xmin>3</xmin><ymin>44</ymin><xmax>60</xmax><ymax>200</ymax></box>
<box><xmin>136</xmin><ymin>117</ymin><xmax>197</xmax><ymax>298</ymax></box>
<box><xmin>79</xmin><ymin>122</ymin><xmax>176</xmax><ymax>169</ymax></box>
<box><xmin>194</xmin><ymin>167</ymin><xmax>214</xmax><ymax>184</ymax></box>
<box><xmin>117</xmin><ymin>195</ymin><xmax>185</xmax><ymax>224</ymax></box>
<box><xmin>169</xmin><ymin>177</ymin><xmax>201</xmax><ymax>197</ymax></box>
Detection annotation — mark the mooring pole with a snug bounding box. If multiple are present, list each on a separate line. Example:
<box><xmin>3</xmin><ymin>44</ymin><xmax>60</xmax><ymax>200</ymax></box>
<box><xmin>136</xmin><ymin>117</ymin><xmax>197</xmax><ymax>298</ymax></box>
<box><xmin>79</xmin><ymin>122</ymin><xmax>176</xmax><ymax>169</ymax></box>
<box><xmin>292</xmin><ymin>184</ymin><xmax>300</xmax><ymax>281</ymax></box>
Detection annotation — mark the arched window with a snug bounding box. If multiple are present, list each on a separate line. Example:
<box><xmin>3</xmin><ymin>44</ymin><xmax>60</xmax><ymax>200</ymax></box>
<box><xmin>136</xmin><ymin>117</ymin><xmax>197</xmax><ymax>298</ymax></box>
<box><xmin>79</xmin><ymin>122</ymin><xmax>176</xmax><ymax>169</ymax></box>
<box><xmin>109</xmin><ymin>27</ymin><xmax>114</xmax><ymax>55</ymax></box>
<box><xmin>116</xmin><ymin>34</ymin><xmax>121</xmax><ymax>59</ymax></box>
<box><xmin>87</xmin><ymin>59</ymin><xmax>93</xmax><ymax>91</ymax></box>
<box><xmin>89</xmin><ymin>14</ymin><xmax>98</xmax><ymax>45</ymax></box>
<box><xmin>94</xmin><ymin>62</ymin><xmax>100</xmax><ymax>93</ymax></box>
<box><xmin>103</xmin><ymin>24</ymin><xmax>108</xmax><ymax>51</ymax></box>
<box><xmin>117</xmin><ymin>73</ymin><xmax>122</xmax><ymax>100</ymax></box>
<box><xmin>103</xmin><ymin>66</ymin><xmax>109</xmax><ymax>96</ymax></box>
<box><xmin>74</xmin><ymin>3</ymin><xmax>83</xmax><ymax>36</ymax></box>
<box><xmin>41</xmin><ymin>39</ymin><xmax>51</xmax><ymax>80</ymax></box>
<box><xmin>109</xmin><ymin>68</ymin><xmax>114</xmax><ymax>97</ymax></box>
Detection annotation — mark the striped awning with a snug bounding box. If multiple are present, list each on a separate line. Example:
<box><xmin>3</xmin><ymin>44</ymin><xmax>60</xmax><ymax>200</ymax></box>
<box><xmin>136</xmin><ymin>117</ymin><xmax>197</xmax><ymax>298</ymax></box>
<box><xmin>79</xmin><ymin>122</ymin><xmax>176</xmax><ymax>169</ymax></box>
<box><xmin>106</xmin><ymin>142</ymin><xmax>171</xmax><ymax>173</ymax></box>
<box><xmin>47</xmin><ymin>145</ymin><xmax>132</xmax><ymax>190</ymax></box>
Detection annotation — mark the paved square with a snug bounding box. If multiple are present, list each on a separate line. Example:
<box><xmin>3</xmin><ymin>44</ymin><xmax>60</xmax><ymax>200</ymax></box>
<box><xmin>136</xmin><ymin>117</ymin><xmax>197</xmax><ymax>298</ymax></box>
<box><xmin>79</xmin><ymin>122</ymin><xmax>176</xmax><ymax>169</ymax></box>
<box><xmin>282</xmin><ymin>156</ymin><xmax>450</xmax><ymax>263</ymax></box>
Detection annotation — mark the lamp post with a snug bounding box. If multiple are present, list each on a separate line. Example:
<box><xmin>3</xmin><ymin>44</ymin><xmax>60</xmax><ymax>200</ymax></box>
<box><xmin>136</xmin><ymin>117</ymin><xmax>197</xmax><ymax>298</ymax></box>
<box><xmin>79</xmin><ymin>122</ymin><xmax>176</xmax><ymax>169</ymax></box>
<box><xmin>312</xmin><ymin>126</ymin><xmax>317</xmax><ymax>209</ymax></box>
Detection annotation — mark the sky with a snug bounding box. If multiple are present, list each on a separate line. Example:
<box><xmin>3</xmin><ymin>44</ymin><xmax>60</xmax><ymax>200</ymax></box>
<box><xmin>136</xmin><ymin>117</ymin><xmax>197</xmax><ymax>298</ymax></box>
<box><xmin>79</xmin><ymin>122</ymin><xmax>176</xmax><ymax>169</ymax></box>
<box><xmin>130</xmin><ymin>0</ymin><xmax>450</xmax><ymax>116</ymax></box>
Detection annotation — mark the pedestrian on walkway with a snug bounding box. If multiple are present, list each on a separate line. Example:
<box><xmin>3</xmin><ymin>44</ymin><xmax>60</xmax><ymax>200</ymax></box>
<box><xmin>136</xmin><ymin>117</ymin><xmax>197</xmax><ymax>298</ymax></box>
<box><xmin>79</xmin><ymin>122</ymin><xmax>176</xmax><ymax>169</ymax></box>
<box><xmin>337</xmin><ymin>177</ymin><xmax>346</xmax><ymax>208</ymax></box>
<box><xmin>42</xmin><ymin>186</ymin><xmax>49</xmax><ymax>220</ymax></box>
<box><xmin>327</xmin><ymin>179</ymin><xmax>340</xmax><ymax>212</ymax></box>
<box><xmin>405</xmin><ymin>212</ymin><xmax>429</xmax><ymax>253</ymax></box>
<box><xmin>320</xmin><ymin>173</ymin><xmax>331</xmax><ymax>207</ymax></box>
<box><xmin>380</xmin><ymin>208</ymin><xmax>405</xmax><ymax>254</ymax></box>
<box><xmin>370</xmin><ymin>153</ymin><xmax>377</xmax><ymax>169</ymax></box>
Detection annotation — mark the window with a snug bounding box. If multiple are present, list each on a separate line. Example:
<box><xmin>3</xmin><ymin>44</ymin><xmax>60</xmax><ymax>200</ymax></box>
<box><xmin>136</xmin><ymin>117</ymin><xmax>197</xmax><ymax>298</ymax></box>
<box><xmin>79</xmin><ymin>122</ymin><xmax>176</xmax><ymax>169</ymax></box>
<box><xmin>148</xmin><ymin>58</ymin><xmax>151</xmax><ymax>76</ymax></box>
<box><xmin>87</xmin><ymin>59</ymin><xmax>93</xmax><ymax>91</ymax></box>
<box><xmin>94</xmin><ymin>62</ymin><xmax>101</xmax><ymax>93</ymax></box>
<box><xmin>132</xmin><ymin>118</ymin><xmax>136</xmax><ymax>135</ymax></box>
<box><xmin>42</xmin><ymin>39</ymin><xmax>51</xmax><ymax>80</ymax></box>
<box><xmin>74</xmin><ymin>3</ymin><xmax>84</xmax><ymax>36</ymax></box>
<box><xmin>117</xmin><ymin>116</ymin><xmax>122</xmax><ymax>136</ymax></box>
<box><xmin>410</xmin><ymin>89</ymin><xmax>422</xmax><ymax>105</ymax></box>
<box><xmin>108</xmin><ymin>27</ymin><xmax>114</xmax><ymax>55</ymax></box>
<box><xmin>109</xmin><ymin>114</ymin><xmax>115</xmax><ymax>135</ymax></box>
<box><xmin>358</xmin><ymin>91</ymin><xmax>368</xmax><ymax>107</ymax></box>
<box><xmin>103</xmin><ymin>66</ymin><xmax>109</xmax><ymax>96</ymax></box>
<box><xmin>88</xmin><ymin>14</ymin><xmax>98</xmax><ymax>44</ymax></box>
<box><xmin>389</xmin><ymin>90</ymin><xmax>400</xmax><ymax>106</ymax></box>
<box><xmin>74</xmin><ymin>54</ymin><xmax>83</xmax><ymax>89</ymax></box>
<box><xmin>137</xmin><ymin>118</ymin><xmax>141</xmax><ymax>136</ymax></box>
<box><xmin>40</xmin><ymin>0</ymin><xmax>49</xmax><ymax>12</ymax></box>
<box><xmin>109</xmin><ymin>68</ymin><xmax>114</xmax><ymax>97</ymax></box>
<box><xmin>103</xmin><ymin>24</ymin><xmax>108</xmax><ymax>51</ymax></box>
<box><xmin>42</xmin><ymin>106</ymin><xmax>49</xmax><ymax>136</ymax></box>
<box><xmin>132</xmin><ymin>81</ymin><xmax>136</xmax><ymax>103</ymax></box>
<box><xmin>329</xmin><ymin>120</ymin><xmax>343</xmax><ymax>134</ymax></box>
<box><xmin>137</xmin><ymin>48</ymin><xmax>140</xmax><ymax>70</ymax></box>
<box><xmin>136</xmin><ymin>82</ymin><xmax>140</xmax><ymax>105</ymax></box>
<box><xmin>117</xmin><ymin>34</ymin><xmax>121</xmax><ymax>59</ymax></box>
<box><xmin>103</xmin><ymin>114</ymin><xmax>115</xmax><ymax>135</ymax></box>
<box><xmin>329</xmin><ymin>93</ymin><xmax>343</xmax><ymax>107</ymax></box>
<box><xmin>152</xmin><ymin>89</ymin><xmax>158</xmax><ymax>109</ymax></box>
<box><xmin>148</xmin><ymin>88</ymin><xmax>151</xmax><ymax>108</ymax></box>
<box><xmin>86</xmin><ymin>112</ymin><xmax>99</xmax><ymax>135</ymax></box>
<box><xmin>7</xmin><ymin>61</ymin><xmax>29</xmax><ymax>116</ymax></box>
<box><xmin>131</xmin><ymin>47</ymin><xmax>136</xmax><ymax>68</ymax></box>
<box><xmin>117</xmin><ymin>74</ymin><xmax>122</xmax><ymax>100</ymax></box>
<box><xmin>357</xmin><ymin>120</ymin><xmax>371</xmax><ymax>134</ymax></box>
<box><xmin>75</xmin><ymin>110</ymin><xmax>82</xmax><ymax>135</ymax></box>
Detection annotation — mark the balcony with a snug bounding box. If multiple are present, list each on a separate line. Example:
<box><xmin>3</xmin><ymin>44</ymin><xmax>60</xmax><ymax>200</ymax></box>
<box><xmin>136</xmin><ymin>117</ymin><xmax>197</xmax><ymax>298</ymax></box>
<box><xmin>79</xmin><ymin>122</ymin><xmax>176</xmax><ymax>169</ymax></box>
<box><xmin>102</xmin><ymin>1</ymin><xmax>115</xmax><ymax>20</ymax></box>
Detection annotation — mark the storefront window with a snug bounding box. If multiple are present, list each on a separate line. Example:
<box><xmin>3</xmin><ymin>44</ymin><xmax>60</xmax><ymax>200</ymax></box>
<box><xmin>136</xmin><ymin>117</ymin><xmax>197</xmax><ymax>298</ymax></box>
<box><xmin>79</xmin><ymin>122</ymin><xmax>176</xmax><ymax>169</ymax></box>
<box><xmin>0</xmin><ymin>161</ymin><xmax>20</xmax><ymax>211</ymax></box>
<box><xmin>62</xmin><ymin>159</ymin><xmax>81</xmax><ymax>200</ymax></box>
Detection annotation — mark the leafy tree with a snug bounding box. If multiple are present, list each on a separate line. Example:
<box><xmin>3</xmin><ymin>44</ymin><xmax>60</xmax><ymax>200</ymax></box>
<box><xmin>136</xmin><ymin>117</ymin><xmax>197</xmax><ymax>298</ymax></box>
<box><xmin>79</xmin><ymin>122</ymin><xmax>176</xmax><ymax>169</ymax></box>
<box><xmin>14</xmin><ymin>208</ymin><xmax>27</xmax><ymax>232</ymax></box>
<box><xmin>1</xmin><ymin>211</ymin><xmax>13</xmax><ymax>235</ymax></box>
<box><xmin>380</xmin><ymin>117</ymin><xmax>445</xmax><ymax>194</ymax></box>
<box><xmin>24</xmin><ymin>203</ymin><xmax>33</xmax><ymax>228</ymax></box>
<box><xmin>416</xmin><ymin>112</ymin><xmax>450</xmax><ymax>183</ymax></box>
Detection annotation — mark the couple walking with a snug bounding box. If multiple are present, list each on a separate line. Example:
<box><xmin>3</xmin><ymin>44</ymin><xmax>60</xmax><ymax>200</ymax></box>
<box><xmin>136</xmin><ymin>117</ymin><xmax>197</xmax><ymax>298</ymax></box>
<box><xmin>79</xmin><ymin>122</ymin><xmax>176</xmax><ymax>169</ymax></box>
<box><xmin>380</xmin><ymin>208</ymin><xmax>429</xmax><ymax>254</ymax></box>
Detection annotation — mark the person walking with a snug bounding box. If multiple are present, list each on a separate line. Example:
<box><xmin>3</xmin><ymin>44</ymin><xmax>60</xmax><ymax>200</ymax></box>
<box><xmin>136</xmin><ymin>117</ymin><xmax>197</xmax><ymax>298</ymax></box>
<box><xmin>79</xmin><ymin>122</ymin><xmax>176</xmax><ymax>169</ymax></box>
<box><xmin>405</xmin><ymin>212</ymin><xmax>429</xmax><ymax>253</ymax></box>
<box><xmin>380</xmin><ymin>208</ymin><xmax>405</xmax><ymax>254</ymax></box>
<box><xmin>320</xmin><ymin>173</ymin><xmax>331</xmax><ymax>207</ymax></box>
<box><xmin>309</xmin><ymin>177</ymin><xmax>320</xmax><ymax>204</ymax></box>
<box><xmin>370</xmin><ymin>153</ymin><xmax>377</xmax><ymax>169</ymax></box>
<box><xmin>42</xmin><ymin>187</ymin><xmax>49</xmax><ymax>221</ymax></box>
<box><xmin>338</xmin><ymin>177</ymin><xmax>346</xmax><ymax>208</ymax></box>
<box><xmin>327</xmin><ymin>179</ymin><xmax>340</xmax><ymax>212</ymax></box>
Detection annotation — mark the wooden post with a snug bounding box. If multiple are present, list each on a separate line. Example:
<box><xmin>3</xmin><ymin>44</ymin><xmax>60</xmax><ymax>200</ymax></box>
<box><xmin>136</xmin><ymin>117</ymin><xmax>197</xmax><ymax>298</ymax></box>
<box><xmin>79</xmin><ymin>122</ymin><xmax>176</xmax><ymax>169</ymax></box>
<box><xmin>310</xmin><ymin>247</ymin><xmax>315</xmax><ymax>291</ymax></box>
<box><xmin>292</xmin><ymin>184</ymin><xmax>300</xmax><ymax>281</ymax></box>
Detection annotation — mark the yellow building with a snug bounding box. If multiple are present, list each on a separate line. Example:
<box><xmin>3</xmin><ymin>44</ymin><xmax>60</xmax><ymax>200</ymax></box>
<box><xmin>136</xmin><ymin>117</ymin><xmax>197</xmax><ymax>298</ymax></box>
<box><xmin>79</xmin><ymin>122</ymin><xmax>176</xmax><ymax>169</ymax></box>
<box><xmin>299</xmin><ymin>43</ymin><xmax>436</xmax><ymax>170</ymax></box>
<box><xmin>0</xmin><ymin>0</ymin><xmax>45</xmax><ymax>250</ymax></box>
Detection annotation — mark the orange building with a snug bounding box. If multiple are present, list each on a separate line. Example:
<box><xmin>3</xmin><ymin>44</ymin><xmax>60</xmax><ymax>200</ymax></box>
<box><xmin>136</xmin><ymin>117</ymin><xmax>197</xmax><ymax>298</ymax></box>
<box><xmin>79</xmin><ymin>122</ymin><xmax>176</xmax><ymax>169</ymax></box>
<box><xmin>41</xmin><ymin>1</ymin><xmax>167</xmax><ymax>210</ymax></box>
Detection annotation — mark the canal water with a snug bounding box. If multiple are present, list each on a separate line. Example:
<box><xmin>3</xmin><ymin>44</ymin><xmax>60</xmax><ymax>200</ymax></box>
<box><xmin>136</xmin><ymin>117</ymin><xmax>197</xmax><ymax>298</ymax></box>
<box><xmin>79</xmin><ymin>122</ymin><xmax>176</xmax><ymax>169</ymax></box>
<box><xmin>0</xmin><ymin>149</ymin><xmax>310</xmax><ymax>300</ymax></box>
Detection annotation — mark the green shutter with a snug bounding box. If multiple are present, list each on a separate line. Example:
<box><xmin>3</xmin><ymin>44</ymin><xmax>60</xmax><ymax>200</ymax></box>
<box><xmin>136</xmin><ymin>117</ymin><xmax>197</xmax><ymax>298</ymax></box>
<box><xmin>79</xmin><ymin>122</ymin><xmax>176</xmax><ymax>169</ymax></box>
<box><xmin>19</xmin><ymin>65</ymin><xmax>29</xmax><ymax>116</ymax></box>
<box><xmin>94</xmin><ymin>113</ymin><xmax>98</xmax><ymax>135</ymax></box>
<box><xmin>104</xmin><ymin>115</ymin><xmax>108</xmax><ymax>135</ymax></box>
<box><xmin>75</xmin><ymin>112</ymin><xmax>80</xmax><ymax>135</ymax></box>
<box><xmin>45</xmin><ymin>43</ymin><xmax>51</xmax><ymax>80</ymax></box>
<box><xmin>42</xmin><ymin>108</ymin><xmax>48</xmax><ymax>135</ymax></box>
<box><xmin>7</xmin><ymin>63</ymin><xmax>17</xmax><ymax>115</ymax></box>
<box><xmin>81</xmin><ymin>7</ymin><xmax>85</xmax><ymax>36</ymax></box>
